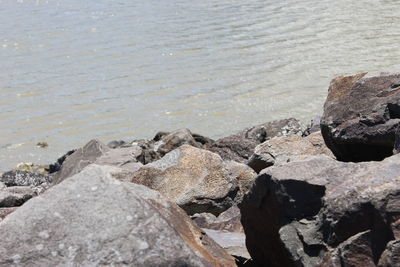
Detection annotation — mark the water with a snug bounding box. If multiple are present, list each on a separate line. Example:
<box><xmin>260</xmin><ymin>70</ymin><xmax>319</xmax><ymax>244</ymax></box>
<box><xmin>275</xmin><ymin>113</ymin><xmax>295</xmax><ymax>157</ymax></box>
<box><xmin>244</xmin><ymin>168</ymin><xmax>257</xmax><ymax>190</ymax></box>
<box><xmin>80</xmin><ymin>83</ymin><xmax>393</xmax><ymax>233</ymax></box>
<box><xmin>1</xmin><ymin>0</ymin><xmax>400</xmax><ymax>171</ymax></box>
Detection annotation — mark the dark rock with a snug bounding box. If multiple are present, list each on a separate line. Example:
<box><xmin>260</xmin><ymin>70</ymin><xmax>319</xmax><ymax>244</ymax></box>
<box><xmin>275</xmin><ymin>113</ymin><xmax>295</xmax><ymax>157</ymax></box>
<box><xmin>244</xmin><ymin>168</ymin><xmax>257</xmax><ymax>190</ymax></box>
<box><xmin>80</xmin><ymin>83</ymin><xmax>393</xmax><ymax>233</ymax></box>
<box><xmin>128</xmin><ymin>145</ymin><xmax>257</xmax><ymax>216</ymax></box>
<box><xmin>1</xmin><ymin>170</ymin><xmax>53</xmax><ymax>188</ymax></box>
<box><xmin>52</xmin><ymin>139</ymin><xmax>110</xmax><ymax>185</ymax></box>
<box><xmin>321</xmin><ymin>72</ymin><xmax>400</xmax><ymax>162</ymax></box>
<box><xmin>0</xmin><ymin>164</ymin><xmax>236</xmax><ymax>266</ymax></box>
<box><xmin>0</xmin><ymin>186</ymin><xmax>37</xmax><ymax>207</ymax></box>
<box><xmin>153</xmin><ymin>131</ymin><xmax>170</xmax><ymax>141</ymax></box>
<box><xmin>106</xmin><ymin>140</ymin><xmax>127</xmax><ymax>149</ymax></box>
<box><xmin>378</xmin><ymin>240</ymin><xmax>400</xmax><ymax>267</ymax></box>
<box><xmin>248</xmin><ymin>131</ymin><xmax>334</xmax><ymax>173</ymax></box>
<box><xmin>319</xmin><ymin>230</ymin><xmax>375</xmax><ymax>267</ymax></box>
<box><xmin>208</xmin><ymin>118</ymin><xmax>302</xmax><ymax>163</ymax></box>
<box><xmin>48</xmin><ymin>149</ymin><xmax>76</xmax><ymax>173</ymax></box>
<box><xmin>240</xmin><ymin>154</ymin><xmax>400</xmax><ymax>267</ymax></box>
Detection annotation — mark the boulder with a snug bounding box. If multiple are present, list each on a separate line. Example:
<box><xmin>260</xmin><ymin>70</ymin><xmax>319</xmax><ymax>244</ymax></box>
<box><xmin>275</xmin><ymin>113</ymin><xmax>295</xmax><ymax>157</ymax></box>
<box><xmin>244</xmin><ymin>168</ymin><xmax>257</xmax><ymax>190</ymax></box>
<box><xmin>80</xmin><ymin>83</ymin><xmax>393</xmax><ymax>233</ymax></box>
<box><xmin>378</xmin><ymin>240</ymin><xmax>400</xmax><ymax>267</ymax></box>
<box><xmin>0</xmin><ymin>207</ymin><xmax>17</xmax><ymax>221</ymax></box>
<box><xmin>154</xmin><ymin>128</ymin><xmax>204</xmax><ymax>156</ymax></box>
<box><xmin>0</xmin><ymin>164</ymin><xmax>236</xmax><ymax>267</ymax></box>
<box><xmin>48</xmin><ymin>149</ymin><xmax>76</xmax><ymax>173</ymax></box>
<box><xmin>1</xmin><ymin>170</ymin><xmax>52</xmax><ymax>188</ymax></box>
<box><xmin>0</xmin><ymin>186</ymin><xmax>37</xmax><ymax>207</ymax></box>
<box><xmin>202</xmin><ymin>229</ymin><xmax>250</xmax><ymax>262</ymax></box>
<box><xmin>240</xmin><ymin>154</ymin><xmax>400</xmax><ymax>266</ymax></box>
<box><xmin>192</xmin><ymin>205</ymin><xmax>243</xmax><ymax>233</ymax></box>
<box><xmin>127</xmin><ymin>145</ymin><xmax>257</xmax><ymax>216</ymax></box>
<box><xmin>302</xmin><ymin>115</ymin><xmax>321</xmax><ymax>137</ymax></box>
<box><xmin>321</xmin><ymin>72</ymin><xmax>400</xmax><ymax>161</ymax></box>
<box><xmin>52</xmin><ymin>139</ymin><xmax>110</xmax><ymax>185</ymax></box>
<box><xmin>14</xmin><ymin>162</ymin><xmax>49</xmax><ymax>175</ymax></box>
<box><xmin>208</xmin><ymin>118</ymin><xmax>302</xmax><ymax>163</ymax></box>
<box><xmin>248</xmin><ymin>131</ymin><xmax>334</xmax><ymax>173</ymax></box>
<box><xmin>94</xmin><ymin>146</ymin><xmax>143</xmax><ymax>172</ymax></box>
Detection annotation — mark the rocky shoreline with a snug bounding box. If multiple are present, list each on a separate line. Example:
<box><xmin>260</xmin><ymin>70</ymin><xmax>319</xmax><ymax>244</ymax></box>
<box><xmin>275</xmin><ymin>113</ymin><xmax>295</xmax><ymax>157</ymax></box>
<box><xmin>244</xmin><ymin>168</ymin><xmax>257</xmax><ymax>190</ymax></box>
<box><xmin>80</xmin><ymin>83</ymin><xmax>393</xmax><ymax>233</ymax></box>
<box><xmin>1</xmin><ymin>72</ymin><xmax>400</xmax><ymax>266</ymax></box>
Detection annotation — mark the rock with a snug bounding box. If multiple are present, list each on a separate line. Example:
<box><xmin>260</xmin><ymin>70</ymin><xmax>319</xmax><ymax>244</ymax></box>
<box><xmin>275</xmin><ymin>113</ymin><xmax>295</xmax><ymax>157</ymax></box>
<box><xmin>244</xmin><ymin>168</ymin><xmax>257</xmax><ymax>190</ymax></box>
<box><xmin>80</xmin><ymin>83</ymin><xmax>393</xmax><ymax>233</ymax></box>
<box><xmin>128</xmin><ymin>145</ymin><xmax>257</xmax><ymax>216</ymax></box>
<box><xmin>0</xmin><ymin>182</ymin><xmax>5</xmax><ymax>189</ymax></box>
<box><xmin>0</xmin><ymin>186</ymin><xmax>37</xmax><ymax>207</ymax></box>
<box><xmin>106</xmin><ymin>140</ymin><xmax>127</xmax><ymax>149</ymax></box>
<box><xmin>1</xmin><ymin>170</ymin><xmax>53</xmax><ymax>188</ymax></box>
<box><xmin>52</xmin><ymin>139</ymin><xmax>110</xmax><ymax>185</ymax></box>
<box><xmin>240</xmin><ymin>154</ymin><xmax>400</xmax><ymax>267</ymax></box>
<box><xmin>193</xmin><ymin>205</ymin><xmax>243</xmax><ymax>233</ymax></box>
<box><xmin>154</xmin><ymin>128</ymin><xmax>203</xmax><ymax>156</ymax></box>
<box><xmin>321</xmin><ymin>72</ymin><xmax>400</xmax><ymax>161</ymax></box>
<box><xmin>248</xmin><ymin>131</ymin><xmax>335</xmax><ymax>173</ymax></box>
<box><xmin>302</xmin><ymin>115</ymin><xmax>321</xmax><ymax>137</ymax></box>
<box><xmin>0</xmin><ymin>207</ymin><xmax>17</xmax><ymax>221</ymax></box>
<box><xmin>378</xmin><ymin>240</ymin><xmax>400</xmax><ymax>267</ymax></box>
<box><xmin>202</xmin><ymin>228</ymin><xmax>250</xmax><ymax>260</ymax></box>
<box><xmin>36</xmin><ymin>142</ymin><xmax>48</xmax><ymax>148</ymax></box>
<box><xmin>94</xmin><ymin>146</ymin><xmax>143</xmax><ymax>172</ymax></box>
<box><xmin>208</xmin><ymin>118</ymin><xmax>302</xmax><ymax>163</ymax></box>
<box><xmin>14</xmin><ymin>162</ymin><xmax>49</xmax><ymax>175</ymax></box>
<box><xmin>48</xmin><ymin>149</ymin><xmax>76</xmax><ymax>173</ymax></box>
<box><xmin>0</xmin><ymin>164</ymin><xmax>236</xmax><ymax>266</ymax></box>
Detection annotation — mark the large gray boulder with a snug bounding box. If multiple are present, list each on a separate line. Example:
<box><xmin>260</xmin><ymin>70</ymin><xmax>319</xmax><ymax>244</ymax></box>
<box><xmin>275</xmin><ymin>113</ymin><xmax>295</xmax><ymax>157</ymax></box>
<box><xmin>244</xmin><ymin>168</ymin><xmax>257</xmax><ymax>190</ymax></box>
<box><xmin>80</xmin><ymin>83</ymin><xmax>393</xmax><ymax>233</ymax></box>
<box><xmin>0</xmin><ymin>164</ymin><xmax>236</xmax><ymax>267</ymax></box>
<box><xmin>52</xmin><ymin>139</ymin><xmax>110</xmax><ymax>184</ymax></box>
<box><xmin>208</xmin><ymin>118</ymin><xmax>302</xmax><ymax>163</ymax></box>
<box><xmin>127</xmin><ymin>145</ymin><xmax>257</xmax><ymax>216</ymax></box>
<box><xmin>248</xmin><ymin>131</ymin><xmax>334</xmax><ymax>173</ymax></box>
<box><xmin>321</xmin><ymin>72</ymin><xmax>400</xmax><ymax>161</ymax></box>
<box><xmin>240</xmin><ymin>154</ymin><xmax>400</xmax><ymax>267</ymax></box>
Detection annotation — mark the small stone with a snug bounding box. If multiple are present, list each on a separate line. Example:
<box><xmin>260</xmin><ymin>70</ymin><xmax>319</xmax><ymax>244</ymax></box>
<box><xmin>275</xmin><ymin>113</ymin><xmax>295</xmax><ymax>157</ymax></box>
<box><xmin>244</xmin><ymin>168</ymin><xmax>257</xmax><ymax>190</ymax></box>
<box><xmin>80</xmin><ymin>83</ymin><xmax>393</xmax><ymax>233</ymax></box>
<box><xmin>36</xmin><ymin>142</ymin><xmax>48</xmax><ymax>148</ymax></box>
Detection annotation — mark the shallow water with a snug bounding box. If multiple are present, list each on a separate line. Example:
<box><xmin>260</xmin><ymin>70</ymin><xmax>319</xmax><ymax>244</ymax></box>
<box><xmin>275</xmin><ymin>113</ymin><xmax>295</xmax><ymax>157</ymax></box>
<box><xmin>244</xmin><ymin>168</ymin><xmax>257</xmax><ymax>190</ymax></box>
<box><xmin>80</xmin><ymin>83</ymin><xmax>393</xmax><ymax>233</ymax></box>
<box><xmin>1</xmin><ymin>0</ymin><xmax>400</xmax><ymax>171</ymax></box>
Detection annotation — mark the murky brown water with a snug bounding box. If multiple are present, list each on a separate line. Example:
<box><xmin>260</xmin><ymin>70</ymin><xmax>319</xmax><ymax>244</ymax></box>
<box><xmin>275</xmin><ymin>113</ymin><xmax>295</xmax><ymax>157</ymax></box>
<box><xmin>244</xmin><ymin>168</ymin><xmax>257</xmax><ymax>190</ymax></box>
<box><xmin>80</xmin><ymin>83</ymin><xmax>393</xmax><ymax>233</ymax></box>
<box><xmin>1</xmin><ymin>0</ymin><xmax>400</xmax><ymax>171</ymax></box>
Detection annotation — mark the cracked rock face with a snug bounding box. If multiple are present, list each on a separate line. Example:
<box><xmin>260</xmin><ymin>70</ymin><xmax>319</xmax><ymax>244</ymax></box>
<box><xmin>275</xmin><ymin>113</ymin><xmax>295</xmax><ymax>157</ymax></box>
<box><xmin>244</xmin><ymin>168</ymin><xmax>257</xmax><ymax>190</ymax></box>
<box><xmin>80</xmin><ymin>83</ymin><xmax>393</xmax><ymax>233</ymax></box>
<box><xmin>321</xmin><ymin>72</ymin><xmax>400</xmax><ymax>162</ymax></box>
<box><xmin>0</xmin><ymin>164</ymin><xmax>236</xmax><ymax>267</ymax></box>
<box><xmin>128</xmin><ymin>145</ymin><xmax>257</xmax><ymax>216</ymax></box>
<box><xmin>240</xmin><ymin>154</ymin><xmax>400</xmax><ymax>267</ymax></box>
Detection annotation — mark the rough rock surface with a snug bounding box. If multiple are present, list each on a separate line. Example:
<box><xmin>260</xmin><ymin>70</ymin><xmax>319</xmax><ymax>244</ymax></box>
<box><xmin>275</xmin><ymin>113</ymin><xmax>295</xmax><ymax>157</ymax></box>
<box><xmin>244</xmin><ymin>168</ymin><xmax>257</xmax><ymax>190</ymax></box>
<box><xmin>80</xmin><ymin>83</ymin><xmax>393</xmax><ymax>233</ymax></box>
<box><xmin>154</xmin><ymin>128</ymin><xmax>203</xmax><ymax>156</ymax></box>
<box><xmin>0</xmin><ymin>164</ymin><xmax>236</xmax><ymax>267</ymax></box>
<box><xmin>240</xmin><ymin>154</ymin><xmax>400</xmax><ymax>267</ymax></box>
<box><xmin>208</xmin><ymin>118</ymin><xmax>302</xmax><ymax>163</ymax></box>
<box><xmin>248</xmin><ymin>131</ymin><xmax>334</xmax><ymax>173</ymax></box>
<box><xmin>321</xmin><ymin>72</ymin><xmax>400</xmax><ymax>161</ymax></box>
<box><xmin>192</xmin><ymin>205</ymin><xmax>243</xmax><ymax>233</ymax></box>
<box><xmin>1</xmin><ymin>170</ymin><xmax>52</xmax><ymax>188</ymax></box>
<box><xmin>52</xmin><ymin>139</ymin><xmax>110</xmax><ymax>185</ymax></box>
<box><xmin>94</xmin><ymin>146</ymin><xmax>143</xmax><ymax>172</ymax></box>
<box><xmin>302</xmin><ymin>115</ymin><xmax>321</xmax><ymax>137</ymax></box>
<box><xmin>0</xmin><ymin>186</ymin><xmax>37</xmax><ymax>207</ymax></box>
<box><xmin>0</xmin><ymin>207</ymin><xmax>17</xmax><ymax>221</ymax></box>
<box><xmin>128</xmin><ymin>145</ymin><xmax>257</xmax><ymax>215</ymax></box>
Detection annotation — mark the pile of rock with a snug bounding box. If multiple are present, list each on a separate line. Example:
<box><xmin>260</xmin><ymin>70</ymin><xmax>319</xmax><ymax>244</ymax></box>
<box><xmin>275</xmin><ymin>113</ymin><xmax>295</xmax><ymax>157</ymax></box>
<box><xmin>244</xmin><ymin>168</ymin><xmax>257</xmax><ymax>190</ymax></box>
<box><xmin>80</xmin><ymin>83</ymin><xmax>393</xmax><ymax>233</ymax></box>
<box><xmin>1</xmin><ymin>72</ymin><xmax>400</xmax><ymax>266</ymax></box>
